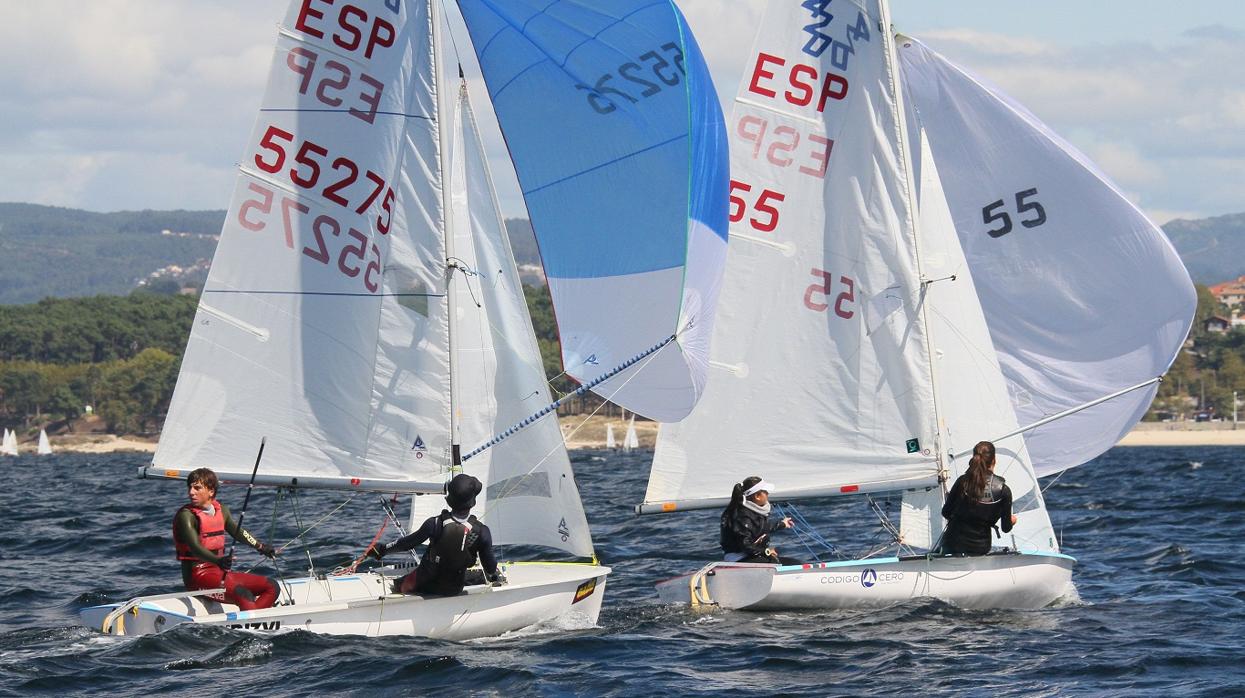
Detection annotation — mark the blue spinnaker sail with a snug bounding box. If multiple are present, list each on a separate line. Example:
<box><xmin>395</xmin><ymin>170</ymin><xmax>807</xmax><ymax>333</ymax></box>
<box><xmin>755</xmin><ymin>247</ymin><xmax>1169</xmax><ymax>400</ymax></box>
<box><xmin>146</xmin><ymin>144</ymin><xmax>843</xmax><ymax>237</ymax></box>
<box><xmin>458</xmin><ymin>0</ymin><xmax>728</xmax><ymax>421</ymax></box>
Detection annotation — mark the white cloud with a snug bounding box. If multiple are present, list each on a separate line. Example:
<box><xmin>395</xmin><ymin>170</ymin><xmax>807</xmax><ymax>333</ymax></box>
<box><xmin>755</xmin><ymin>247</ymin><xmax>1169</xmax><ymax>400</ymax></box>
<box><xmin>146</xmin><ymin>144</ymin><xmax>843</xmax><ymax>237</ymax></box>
<box><xmin>0</xmin><ymin>0</ymin><xmax>1240</xmax><ymax>222</ymax></box>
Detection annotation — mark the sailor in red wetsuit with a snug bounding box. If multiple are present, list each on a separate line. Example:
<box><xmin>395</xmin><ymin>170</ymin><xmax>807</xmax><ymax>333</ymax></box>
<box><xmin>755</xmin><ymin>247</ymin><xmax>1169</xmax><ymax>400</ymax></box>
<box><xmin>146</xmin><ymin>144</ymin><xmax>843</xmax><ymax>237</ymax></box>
<box><xmin>173</xmin><ymin>467</ymin><xmax>279</xmax><ymax>610</ymax></box>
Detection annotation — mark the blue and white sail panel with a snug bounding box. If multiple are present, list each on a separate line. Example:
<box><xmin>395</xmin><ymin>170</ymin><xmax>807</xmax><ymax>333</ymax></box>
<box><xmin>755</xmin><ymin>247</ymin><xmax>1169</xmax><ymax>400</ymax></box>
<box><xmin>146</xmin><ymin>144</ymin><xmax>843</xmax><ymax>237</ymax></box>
<box><xmin>156</xmin><ymin>0</ymin><xmax>454</xmax><ymax>484</ymax></box>
<box><xmin>898</xmin><ymin>37</ymin><xmax>1196</xmax><ymax>477</ymax></box>
<box><xmin>457</xmin><ymin>0</ymin><xmax>729</xmax><ymax>421</ymax></box>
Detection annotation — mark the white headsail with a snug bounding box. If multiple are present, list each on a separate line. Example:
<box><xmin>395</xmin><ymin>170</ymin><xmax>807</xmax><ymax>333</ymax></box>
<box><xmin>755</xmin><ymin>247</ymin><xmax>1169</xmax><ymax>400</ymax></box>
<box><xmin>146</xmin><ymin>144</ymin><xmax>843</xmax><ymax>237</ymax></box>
<box><xmin>417</xmin><ymin>86</ymin><xmax>593</xmax><ymax>557</ymax></box>
<box><xmin>908</xmin><ymin>128</ymin><xmax>1056</xmax><ymax>552</ymax></box>
<box><xmin>897</xmin><ymin>37</ymin><xmax>1195</xmax><ymax>477</ymax></box>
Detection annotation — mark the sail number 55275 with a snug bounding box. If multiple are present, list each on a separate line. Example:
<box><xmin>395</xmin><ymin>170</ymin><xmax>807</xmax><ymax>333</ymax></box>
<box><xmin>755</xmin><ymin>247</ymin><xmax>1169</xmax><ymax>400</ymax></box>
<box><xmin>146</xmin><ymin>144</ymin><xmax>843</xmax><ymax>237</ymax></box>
<box><xmin>804</xmin><ymin>269</ymin><xmax>855</xmax><ymax>318</ymax></box>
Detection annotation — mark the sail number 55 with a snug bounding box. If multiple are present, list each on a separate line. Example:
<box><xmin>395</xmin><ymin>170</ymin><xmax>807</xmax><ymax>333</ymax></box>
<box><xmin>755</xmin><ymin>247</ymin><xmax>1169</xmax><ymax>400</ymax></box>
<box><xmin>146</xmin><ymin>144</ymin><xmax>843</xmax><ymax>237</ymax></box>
<box><xmin>982</xmin><ymin>188</ymin><xmax>1046</xmax><ymax>238</ymax></box>
<box><xmin>729</xmin><ymin>180</ymin><xmax>786</xmax><ymax>232</ymax></box>
<box><xmin>804</xmin><ymin>269</ymin><xmax>855</xmax><ymax>318</ymax></box>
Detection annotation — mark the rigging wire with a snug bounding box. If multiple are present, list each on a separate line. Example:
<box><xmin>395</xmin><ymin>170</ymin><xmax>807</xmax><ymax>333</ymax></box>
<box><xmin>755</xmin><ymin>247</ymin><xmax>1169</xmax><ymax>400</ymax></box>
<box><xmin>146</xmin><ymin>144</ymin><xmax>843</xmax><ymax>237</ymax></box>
<box><xmin>773</xmin><ymin>502</ymin><xmax>845</xmax><ymax>562</ymax></box>
<box><xmin>278</xmin><ymin>491</ymin><xmax>361</xmax><ymax>576</ymax></box>
<box><xmin>483</xmin><ymin>334</ymin><xmax>675</xmax><ymax>505</ymax></box>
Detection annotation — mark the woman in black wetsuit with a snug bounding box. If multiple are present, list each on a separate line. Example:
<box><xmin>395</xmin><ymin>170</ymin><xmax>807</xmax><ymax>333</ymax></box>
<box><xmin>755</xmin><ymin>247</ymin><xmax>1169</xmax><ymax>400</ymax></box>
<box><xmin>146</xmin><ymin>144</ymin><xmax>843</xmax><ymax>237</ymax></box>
<box><xmin>940</xmin><ymin>441</ymin><xmax>1018</xmax><ymax>555</ymax></box>
<box><xmin>719</xmin><ymin>476</ymin><xmax>799</xmax><ymax>565</ymax></box>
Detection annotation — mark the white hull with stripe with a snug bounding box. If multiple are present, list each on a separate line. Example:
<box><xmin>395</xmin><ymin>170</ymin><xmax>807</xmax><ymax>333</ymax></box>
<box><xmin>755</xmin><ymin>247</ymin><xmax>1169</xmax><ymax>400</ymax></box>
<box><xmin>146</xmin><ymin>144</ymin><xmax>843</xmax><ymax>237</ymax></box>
<box><xmin>656</xmin><ymin>552</ymin><xmax>1072</xmax><ymax>611</ymax></box>
<box><xmin>81</xmin><ymin>563</ymin><xmax>608</xmax><ymax>640</ymax></box>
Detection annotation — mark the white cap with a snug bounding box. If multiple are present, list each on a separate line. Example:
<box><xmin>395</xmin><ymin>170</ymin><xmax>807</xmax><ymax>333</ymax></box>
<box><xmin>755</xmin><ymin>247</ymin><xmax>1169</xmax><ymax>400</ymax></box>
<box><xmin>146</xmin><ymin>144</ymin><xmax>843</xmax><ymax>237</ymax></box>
<box><xmin>743</xmin><ymin>480</ymin><xmax>773</xmax><ymax>497</ymax></box>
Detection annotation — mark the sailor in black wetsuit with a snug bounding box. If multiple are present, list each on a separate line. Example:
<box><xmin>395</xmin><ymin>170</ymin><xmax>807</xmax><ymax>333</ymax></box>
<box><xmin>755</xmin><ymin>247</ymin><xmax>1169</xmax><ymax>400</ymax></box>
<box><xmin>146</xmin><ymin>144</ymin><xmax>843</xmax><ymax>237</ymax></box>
<box><xmin>367</xmin><ymin>473</ymin><xmax>506</xmax><ymax>595</ymax></box>
<box><xmin>940</xmin><ymin>440</ymin><xmax>1018</xmax><ymax>555</ymax></box>
<box><xmin>719</xmin><ymin>476</ymin><xmax>800</xmax><ymax>565</ymax></box>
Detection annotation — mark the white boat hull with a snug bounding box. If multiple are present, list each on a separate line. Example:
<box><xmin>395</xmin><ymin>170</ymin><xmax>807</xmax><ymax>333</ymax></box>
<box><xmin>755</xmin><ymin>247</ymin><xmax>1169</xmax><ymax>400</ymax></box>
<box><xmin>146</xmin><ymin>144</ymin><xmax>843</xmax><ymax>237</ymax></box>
<box><xmin>656</xmin><ymin>552</ymin><xmax>1073</xmax><ymax>611</ymax></box>
<box><xmin>82</xmin><ymin>562</ymin><xmax>608</xmax><ymax>640</ymax></box>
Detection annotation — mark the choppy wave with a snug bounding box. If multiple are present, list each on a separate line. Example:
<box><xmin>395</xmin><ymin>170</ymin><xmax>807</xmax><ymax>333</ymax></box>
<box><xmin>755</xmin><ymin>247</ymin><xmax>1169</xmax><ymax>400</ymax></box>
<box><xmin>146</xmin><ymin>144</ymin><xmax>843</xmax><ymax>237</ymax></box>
<box><xmin>1</xmin><ymin>448</ymin><xmax>1244</xmax><ymax>695</ymax></box>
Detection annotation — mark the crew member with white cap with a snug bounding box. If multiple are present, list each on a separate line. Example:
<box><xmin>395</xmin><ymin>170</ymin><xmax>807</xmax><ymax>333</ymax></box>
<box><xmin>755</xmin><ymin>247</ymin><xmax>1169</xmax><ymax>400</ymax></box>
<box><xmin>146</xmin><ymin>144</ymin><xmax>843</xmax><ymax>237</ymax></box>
<box><xmin>719</xmin><ymin>476</ymin><xmax>800</xmax><ymax>565</ymax></box>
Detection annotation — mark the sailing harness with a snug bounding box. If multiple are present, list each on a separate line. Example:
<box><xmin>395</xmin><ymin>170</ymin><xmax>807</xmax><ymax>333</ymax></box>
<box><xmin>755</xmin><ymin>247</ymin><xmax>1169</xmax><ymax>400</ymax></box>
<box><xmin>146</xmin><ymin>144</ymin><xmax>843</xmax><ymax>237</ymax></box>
<box><xmin>422</xmin><ymin>512</ymin><xmax>481</xmax><ymax>580</ymax></box>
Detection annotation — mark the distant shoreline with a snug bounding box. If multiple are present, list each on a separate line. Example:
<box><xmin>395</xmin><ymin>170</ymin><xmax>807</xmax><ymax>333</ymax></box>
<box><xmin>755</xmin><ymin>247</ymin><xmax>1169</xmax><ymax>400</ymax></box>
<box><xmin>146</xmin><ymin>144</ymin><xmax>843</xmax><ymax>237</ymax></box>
<box><xmin>35</xmin><ymin>419</ymin><xmax>1245</xmax><ymax>454</ymax></box>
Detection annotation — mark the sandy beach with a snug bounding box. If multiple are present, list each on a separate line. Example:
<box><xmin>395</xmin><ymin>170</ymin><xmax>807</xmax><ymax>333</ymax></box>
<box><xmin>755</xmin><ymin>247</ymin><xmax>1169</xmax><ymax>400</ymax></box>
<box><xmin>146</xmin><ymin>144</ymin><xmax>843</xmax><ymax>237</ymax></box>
<box><xmin>35</xmin><ymin>417</ymin><xmax>1245</xmax><ymax>454</ymax></box>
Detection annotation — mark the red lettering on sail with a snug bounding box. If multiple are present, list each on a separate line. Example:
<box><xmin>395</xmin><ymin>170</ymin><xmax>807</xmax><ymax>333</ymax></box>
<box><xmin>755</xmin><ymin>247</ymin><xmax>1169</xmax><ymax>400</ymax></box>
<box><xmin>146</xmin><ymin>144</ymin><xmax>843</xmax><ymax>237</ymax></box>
<box><xmin>745</xmin><ymin>52</ymin><xmax>849</xmax><ymax>113</ymax></box>
<box><xmin>286</xmin><ymin>46</ymin><xmax>385</xmax><ymax>124</ymax></box>
<box><xmin>294</xmin><ymin>1</ymin><xmax>396</xmax><ymax>60</ymax></box>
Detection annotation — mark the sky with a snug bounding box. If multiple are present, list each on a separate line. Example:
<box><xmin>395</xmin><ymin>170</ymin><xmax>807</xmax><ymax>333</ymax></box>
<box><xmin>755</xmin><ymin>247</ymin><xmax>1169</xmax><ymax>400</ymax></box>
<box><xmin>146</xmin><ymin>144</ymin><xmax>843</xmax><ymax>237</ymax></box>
<box><xmin>0</xmin><ymin>1</ymin><xmax>1242</xmax><ymax>225</ymax></box>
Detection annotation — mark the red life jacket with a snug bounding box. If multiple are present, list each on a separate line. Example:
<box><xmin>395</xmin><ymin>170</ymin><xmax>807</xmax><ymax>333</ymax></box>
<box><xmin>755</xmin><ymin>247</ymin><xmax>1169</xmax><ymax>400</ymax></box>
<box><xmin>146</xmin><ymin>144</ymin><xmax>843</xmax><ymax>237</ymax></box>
<box><xmin>174</xmin><ymin>502</ymin><xmax>226</xmax><ymax>561</ymax></box>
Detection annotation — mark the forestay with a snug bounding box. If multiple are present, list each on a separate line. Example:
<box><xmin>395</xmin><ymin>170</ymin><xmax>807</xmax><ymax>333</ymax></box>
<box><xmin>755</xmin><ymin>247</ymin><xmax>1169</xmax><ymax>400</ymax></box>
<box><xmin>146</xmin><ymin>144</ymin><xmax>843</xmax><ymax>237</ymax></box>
<box><xmin>155</xmin><ymin>1</ymin><xmax>454</xmax><ymax>488</ymax></box>
<box><xmin>898</xmin><ymin>37</ymin><xmax>1195</xmax><ymax>477</ymax></box>
<box><xmin>456</xmin><ymin>0</ymin><xmax>729</xmax><ymax>421</ymax></box>
<box><xmin>411</xmin><ymin>87</ymin><xmax>593</xmax><ymax>557</ymax></box>
<box><xmin>644</xmin><ymin>0</ymin><xmax>941</xmax><ymax>512</ymax></box>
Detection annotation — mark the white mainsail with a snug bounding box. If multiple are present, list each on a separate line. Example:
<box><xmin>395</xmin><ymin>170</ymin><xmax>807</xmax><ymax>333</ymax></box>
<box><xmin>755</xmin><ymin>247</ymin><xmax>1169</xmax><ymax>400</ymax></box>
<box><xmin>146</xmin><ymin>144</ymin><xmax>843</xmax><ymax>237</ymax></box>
<box><xmin>605</xmin><ymin>424</ymin><xmax>617</xmax><ymax>450</ymax></box>
<box><xmin>897</xmin><ymin>37</ymin><xmax>1195</xmax><ymax>477</ymax></box>
<box><xmin>1</xmin><ymin>429</ymin><xmax>17</xmax><ymax>456</ymax></box>
<box><xmin>646</xmin><ymin>0</ymin><xmax>942</xmax><ymax>512</ymax></box>
<box><xmin>37</xmin><ymin>428</ymin><xmax>52</xmax><ymax>456</ymax></box>
<box><xmin>154</xmin><ymin>0</ymin><xmax>451</xmax><ymax>489</ymax></box>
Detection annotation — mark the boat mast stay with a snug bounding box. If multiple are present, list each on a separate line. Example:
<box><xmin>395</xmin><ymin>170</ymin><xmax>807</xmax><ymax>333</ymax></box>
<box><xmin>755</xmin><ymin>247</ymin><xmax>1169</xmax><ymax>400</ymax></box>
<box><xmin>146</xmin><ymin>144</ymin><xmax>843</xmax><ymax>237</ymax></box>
<box><xmin>882</xmin><ymin>3</ymin><xmax>948</xmax><ymax>491</ymax></box>
<box><xmin>949</xmin><ymin>376</ymin><xmax>1164</xmax><ymax>461</ymax></box>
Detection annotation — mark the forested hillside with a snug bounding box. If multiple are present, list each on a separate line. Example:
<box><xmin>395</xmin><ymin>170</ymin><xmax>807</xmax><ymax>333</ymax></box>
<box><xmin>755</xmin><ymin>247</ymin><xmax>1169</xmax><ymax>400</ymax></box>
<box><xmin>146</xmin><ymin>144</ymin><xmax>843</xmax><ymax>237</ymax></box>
<box><xmin>1165</xmin><ymin>212</ymin><xmax>1245</xmax><ymax>284</ymax></box>
<box><xmin>0</xmin><ymin>204</ymin><xmax>543</xmax><ymax>304</ymax></box>
<box><xmin>0</xmin><ymin>204</ymin><xmax>222</xmax><ymax>304</ymax></box>
<box><xmin>2</xmin><ymin>203</ymin><xmax>1244</xmax><ymax>436</ymax></box>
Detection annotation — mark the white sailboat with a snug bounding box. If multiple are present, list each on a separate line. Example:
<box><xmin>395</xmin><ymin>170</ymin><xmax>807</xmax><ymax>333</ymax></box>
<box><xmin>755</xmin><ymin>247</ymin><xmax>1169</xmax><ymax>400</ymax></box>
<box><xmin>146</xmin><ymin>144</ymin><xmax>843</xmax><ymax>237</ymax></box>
<box><xmin>0</xmin><ymin>429</ymin><xmax>17</xmax><ymax>456</ymax></box>
<box><xmin>643</xmin><ymin>0</ymin><xmax>1192</xmax><ymax>611</ymax></box>
<box><xmin>82</xmin><ymin>0</ymin><xmax>727</xmax><ymax>639</ymax></box>
<box><xmin>36</xmin><ymin>428</ymin><xmax>52</xmax><ymax>456</ymax></box>
<box><xmin>605</xmin><ymin>423</ymin><xmax>617</xmax><ymax>450</ymax></box>
<box><xmin>624</xmin><ymin>415</ymin><xmax>640</xmax><ymax>451</ymax></box>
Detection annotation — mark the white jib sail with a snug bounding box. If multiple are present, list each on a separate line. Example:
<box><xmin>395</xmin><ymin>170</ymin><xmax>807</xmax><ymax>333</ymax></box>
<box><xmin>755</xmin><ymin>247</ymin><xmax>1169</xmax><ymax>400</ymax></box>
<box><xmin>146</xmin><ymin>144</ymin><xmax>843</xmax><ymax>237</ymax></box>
<box><xmin>906</xmin><ymin>129</ymin><xmax>1057</xmax><ymax>553</ymax></box>
<box><xmin>155</xmin><ymin>0</ymin><xmax>454</xmax><ymax>485</ymax></box>
<box><xmin>419</xmin><ymin>86</ymin><xmax>593</xmax><ymax>557</ymax></box>
<box><xmin>646</xmin><ymin>0</ymin><xmax>941</xmax><ymax>510</ymax></box>
<box><xmin>897</xmin><ymin>36</ymin><xmax>1195</xmax><ymax>477</ymax></box>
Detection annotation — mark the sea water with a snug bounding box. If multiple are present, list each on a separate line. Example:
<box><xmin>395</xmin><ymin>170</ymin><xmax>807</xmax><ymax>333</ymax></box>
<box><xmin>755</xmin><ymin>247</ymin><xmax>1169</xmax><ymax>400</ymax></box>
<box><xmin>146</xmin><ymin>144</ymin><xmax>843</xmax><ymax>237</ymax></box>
<box><xmin>1</xmin><ymin>447</ymin><xmax>1242</xmax><ymax>696</ymax></box>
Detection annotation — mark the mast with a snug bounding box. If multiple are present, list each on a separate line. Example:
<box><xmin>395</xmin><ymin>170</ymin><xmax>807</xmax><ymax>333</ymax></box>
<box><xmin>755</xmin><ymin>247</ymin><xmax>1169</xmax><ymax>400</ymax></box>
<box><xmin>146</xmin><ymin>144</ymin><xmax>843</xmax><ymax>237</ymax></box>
<box><xmin>880</xmin><ymin>2</ymin><xmax>948</xmax><ymax>491</ymax></box>
<box><xmin>431</xmin><ymin>0</ymin><xmax>462</xmax><ymax>472</ymax></box>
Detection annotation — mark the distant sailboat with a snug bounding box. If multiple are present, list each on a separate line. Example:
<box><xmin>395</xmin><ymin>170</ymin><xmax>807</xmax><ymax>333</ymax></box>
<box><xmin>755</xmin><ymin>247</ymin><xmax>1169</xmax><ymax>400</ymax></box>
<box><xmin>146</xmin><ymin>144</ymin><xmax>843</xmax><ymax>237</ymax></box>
<box><xmin>624</xmin><ymin>416</ymin><xmax>640</xmax><ymax>451</ymax></box>
<box><xmin>0</xmin><ymin>429</ymin><xmax>17</xmax><ymax>456</ymax></box>
<box><xmin>606</xmin><ymin>423</ymin><xmax>617</xmax><ymax>450</ymax></box>
<box><xmin>37</xmin><ymin>428</ymin><xmax>52</xmax><ymax>456</ymax></box>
